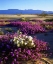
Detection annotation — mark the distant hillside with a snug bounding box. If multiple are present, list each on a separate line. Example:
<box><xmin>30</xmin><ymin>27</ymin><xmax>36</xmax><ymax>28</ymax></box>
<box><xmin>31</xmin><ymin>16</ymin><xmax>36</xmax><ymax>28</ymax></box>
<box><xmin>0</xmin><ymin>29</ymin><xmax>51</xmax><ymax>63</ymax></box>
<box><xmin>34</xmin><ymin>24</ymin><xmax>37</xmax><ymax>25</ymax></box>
<box><xmin>0</xmin><ymin>9</ymin><xmax>53</xmax><ymax>14</ymax></box>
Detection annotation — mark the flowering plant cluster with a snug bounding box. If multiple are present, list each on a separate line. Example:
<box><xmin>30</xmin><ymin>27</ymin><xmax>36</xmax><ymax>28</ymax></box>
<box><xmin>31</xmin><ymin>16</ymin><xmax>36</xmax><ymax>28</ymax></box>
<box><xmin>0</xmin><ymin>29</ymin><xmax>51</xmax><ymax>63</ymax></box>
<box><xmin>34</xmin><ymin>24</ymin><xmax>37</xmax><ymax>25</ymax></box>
<box><xmin>10</xmin><ymin>22</ymin><xmax>46</xmax><ymax>34</ymax></box>
<box><xmin>41</xmin><ymin>22</ymin><xmax>53</xmax><ymax>30</ymax></box>
<box><xmin>0</xmin><ymin>33</ymin><xmax>49</xmax><ymax>64</ymax></box>
<box><xmin>0</xmin><ymin>20</ymin><xmax>53</xmax><ymax>33</ymax></box>
<box><xmin>0</xmin><ymin>20</ymin><xmax>52</xmax><ymax>64</ymax></box>
<box><xmin>13</xmin><ymin>34</ymin><xmax>35</xmax><ymax>48</ymax></box>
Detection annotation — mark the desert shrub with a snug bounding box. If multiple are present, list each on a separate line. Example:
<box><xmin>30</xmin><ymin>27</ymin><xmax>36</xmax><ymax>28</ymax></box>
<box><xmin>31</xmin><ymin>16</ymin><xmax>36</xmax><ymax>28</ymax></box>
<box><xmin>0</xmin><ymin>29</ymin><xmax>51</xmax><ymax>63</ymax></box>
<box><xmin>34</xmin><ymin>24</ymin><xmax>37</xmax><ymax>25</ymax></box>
<box><xmin>5</xmin><ymin>28</ymin><xmax>13</xmax><ymax>32</ymax></box>
<box><xmin>17</xmin><ymin>17</ymin><xmax>29</xmax><ymax>21</ymax></box>
<box><xmin>0</xmin><ymin>31</ymin><xmax>4</xmax><ymax>35</ymax></box>
<box><xmin>38</xmin><ymin>11</ymin><xmax>48</xmax><ymax>17</ymax></box>
<box><xmin>44</xmin><ymin>18</ymin><xmax>53</xmax><ymax>22</ymax></box>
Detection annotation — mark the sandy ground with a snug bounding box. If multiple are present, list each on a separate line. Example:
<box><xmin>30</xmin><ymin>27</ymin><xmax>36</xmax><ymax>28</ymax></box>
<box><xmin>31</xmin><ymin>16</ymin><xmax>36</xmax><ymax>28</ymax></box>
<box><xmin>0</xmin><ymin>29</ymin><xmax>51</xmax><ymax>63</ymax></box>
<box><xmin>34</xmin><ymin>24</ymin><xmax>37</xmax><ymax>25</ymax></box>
<box><xmin>0</xmin><ymin>14</ymin><xmax>53</xmax><ymax>20</ymax></box>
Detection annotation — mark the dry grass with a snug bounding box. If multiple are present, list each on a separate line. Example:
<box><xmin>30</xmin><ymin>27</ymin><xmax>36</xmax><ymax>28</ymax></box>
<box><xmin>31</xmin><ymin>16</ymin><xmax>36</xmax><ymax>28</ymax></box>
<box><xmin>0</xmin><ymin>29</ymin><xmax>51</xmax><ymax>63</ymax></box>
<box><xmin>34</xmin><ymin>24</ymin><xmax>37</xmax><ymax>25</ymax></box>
<box><xmin>0</xmin><ymin>14</ymin><xmax>38</xmax><ymax>18</ymax></box>
<box><xmin>42</xmin><ymin>58</ymin><xmax>53</xmax><ymax>64</ymax></box>
<box><xmin>0</xmin><ymin>14</ymin><xmax>53</xmax><ymax>21</ymax></box>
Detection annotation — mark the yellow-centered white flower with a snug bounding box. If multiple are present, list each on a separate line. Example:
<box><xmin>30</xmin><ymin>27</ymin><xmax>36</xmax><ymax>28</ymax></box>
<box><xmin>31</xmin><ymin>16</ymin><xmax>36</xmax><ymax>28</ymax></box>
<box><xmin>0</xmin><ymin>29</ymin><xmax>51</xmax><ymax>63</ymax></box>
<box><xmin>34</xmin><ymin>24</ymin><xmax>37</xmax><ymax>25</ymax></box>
<box><xmin>28</xmin><ymin>36</ymin><xmax>33</xmax><ymax>41</ymax></box>
<box><xmin>17</xmin><ymin>43</ymin><xmax>20</xmax><ymax>47</ymax></box>
<box><xmin>13</xmin><ymin>34</ymin><xmax>35</xmax><ymax>48</ymax></box>
<box><xmin>25</xmin><ymin>42</ymin><xmax>27</xmax><ymax>45</ymax></box>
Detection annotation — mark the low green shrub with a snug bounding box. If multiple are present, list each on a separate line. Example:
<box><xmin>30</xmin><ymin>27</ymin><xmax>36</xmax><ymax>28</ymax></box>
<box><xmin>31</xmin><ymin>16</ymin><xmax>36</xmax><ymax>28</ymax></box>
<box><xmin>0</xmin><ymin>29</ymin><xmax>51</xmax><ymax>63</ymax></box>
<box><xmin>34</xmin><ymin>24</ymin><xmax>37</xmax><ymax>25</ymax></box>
<box><xmin>5</xmin><ymin>28</ymin><xmax>13</xmax><ymax>32</ymax></box>
<box><xmin>0</xmin><ymin>31</ymin><xmax>4</xmax><ymax>35</ymax></box>
<box><xmin>44</xmin><ymin>18</ymin><xmax>53</xmax><ymax>22</ymax></box>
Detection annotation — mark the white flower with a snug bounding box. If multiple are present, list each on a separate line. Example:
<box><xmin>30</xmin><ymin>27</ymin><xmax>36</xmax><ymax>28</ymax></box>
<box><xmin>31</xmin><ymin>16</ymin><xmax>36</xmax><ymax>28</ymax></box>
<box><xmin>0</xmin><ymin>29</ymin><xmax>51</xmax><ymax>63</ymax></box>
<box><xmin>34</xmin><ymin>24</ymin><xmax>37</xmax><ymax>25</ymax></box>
<box><xmin>17</xmin><ymin>40</ymin><xmax>19</xmax><ymax>44</ymax></box>
<box><xmin>28</xmin><ymin>36</ymin><xmax>33</xmax><ymax>41</ymax></box>
<box><xmin>32</xmin><ymin>40</ymin><xmax>34</xmax><ymax>43</ymax></box>
<box><xmin>13</xmin><ymin>34</ymin><xmax>35</xmax><ymax>48</ymax></box>
<box><xmin>20</xmin><ymin>32</ymin><xmax>22</xmax><ymax>34</ymax></box>
<box><xmin>22</xmin><ymin>39</ymin><xmax>25</xmax><ymax>40</ymax></box>
<box><xmin>14</xmin><ymin>37</ymin><xmax>17</xmax><ymax>39</ymax></box>
<box><xmin>13</xmin><ymin>39</ymin><xmax>15</xmax><ymax>42</ymax></box>
<box><xmin>25</xmin><ymin>42</ymin><xmax>27</xmax><ymax>45</ymax></box>
<box><xmin>21</xmin><ymin>41</ymin><xmax>24</xmax><ymax>44</ymax></box>
<box><xmin>17</xmin><ymin>43</ymin><xmax>20</xmax><ymax>47</ymax></box>
<box><xmin>18</xmin><ymin>38</ymin><xmax>23</xmax><ymax>43</ymax></box>
<box><xmin>13</xmin><ymin>37</ymin><xmax>17</xmax><ymax>41</ymax></box>
<box><xmin>33</xmin><ymin>45</ymin><xmax>35</xmax><ymax>47</ymax></box>
<box><xmin>31</xmin><ymin>42</ymin><xmax>34</xmax><ymax>45</ymax></box>
<box><xmin>25</xmin><ymin>36</ymin><xmax>28</xmax><ymax>38</ymax></box>
<box><xmin>23</xmin><ymin>35</ymin><xmax>25</xmax><ymax>38</ymax></box>
<box><xmin>19</xmin><ymin>34</ymin><xmax>22</xmax><ymax>37</ymax></box>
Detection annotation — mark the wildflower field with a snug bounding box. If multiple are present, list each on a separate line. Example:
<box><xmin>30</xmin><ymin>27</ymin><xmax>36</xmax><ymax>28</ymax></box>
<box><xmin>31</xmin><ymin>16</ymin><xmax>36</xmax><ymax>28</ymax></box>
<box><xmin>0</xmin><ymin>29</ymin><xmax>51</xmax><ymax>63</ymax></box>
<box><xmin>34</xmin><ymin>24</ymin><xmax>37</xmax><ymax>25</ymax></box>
<box><xmin>0</xmin><ymin>19</ymin><xmax>53</xmax><ymax>64</ymax></box>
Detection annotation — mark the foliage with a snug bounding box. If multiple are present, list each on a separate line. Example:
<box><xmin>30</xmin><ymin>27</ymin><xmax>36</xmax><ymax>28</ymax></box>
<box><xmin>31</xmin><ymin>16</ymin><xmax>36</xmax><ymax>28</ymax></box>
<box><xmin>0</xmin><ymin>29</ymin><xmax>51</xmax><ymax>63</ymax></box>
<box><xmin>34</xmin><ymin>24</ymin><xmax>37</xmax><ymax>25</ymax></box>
<box><xmin>5</xmin><ymin>28</ymin><xmax>13</xmax><ymax>32</ymax></box>
<box><xmin>10</xmin><ymin>22</ymin><xmax>46</xmax><ymax>35</ymax></box>
<box><xmin>18</xmin><ymin>17</ymin><xmax>29</xmax><ymax>21</ymax></box>
<box><xmin>0</xmin><ymin>31</ymin><xmax>4</xmax><ymax>35</ymax></box>
<box><xmin>39</xmin><ymin>11</ymin><xmax>48</xmax><ymax>17</ymax></box>
<box><xmin>44</xmin><ymin>18</ymin><xmax>53</xmax><ymax>22</ymax></box>
<box><xmin>13</xmin><ymin>33</ymin><xmax>35</xmax><ymax>48</ymax></box>
<box><xmin>0</xmin><ymin>33</ymin><xmax>49</xmax><ymax>64</ymax></box>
